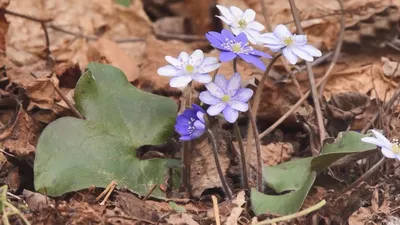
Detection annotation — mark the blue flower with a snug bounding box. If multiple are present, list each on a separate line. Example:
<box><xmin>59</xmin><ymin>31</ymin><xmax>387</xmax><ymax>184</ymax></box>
<box><xmin>206</xmin><ymin>29</ymin><xmax>271</xmax><ymax>71</ymax></box>
<box><xmin>199</xmin><ymin>73</ymin><xmax>253</xmax><ymax>123</ymax></box>
<box><xmin>175</xmin><ymin>104</ymin><xmax>206</xmax><ymax>141</ymax></box>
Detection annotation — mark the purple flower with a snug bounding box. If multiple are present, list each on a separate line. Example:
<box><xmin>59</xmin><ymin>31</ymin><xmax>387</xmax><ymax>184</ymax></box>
<box><xmin>206</xmin><ymin>29</ymin><xmax>271</xmax><ymax>71</ymax></box>
<box><xmin>199</xmin><ymin>73</ymin><xmax>253</xmax><ymax>123</ymax></box>
<box><xmin>175</xmin><ymin>104</ymin><xmax>206</xmax><ymax>141</ymax></box>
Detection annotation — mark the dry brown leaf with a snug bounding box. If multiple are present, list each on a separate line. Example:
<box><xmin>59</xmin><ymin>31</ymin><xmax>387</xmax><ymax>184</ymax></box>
<box><xmin>382</xmin><ymin>57</ymin><xmax>400</xmax><ymax>78</ymax></box>
<box><xmin>166</xmin><ymin>213</ymin><xmax>199</xmax><ymax>225</ymax></box>
<box><xmin>88</xmin><ymin>38</ymin><xmax>139</xmax><ymax>82</ymax></box>
<box><xmin>226</xmin><ymin>190</ymin><xmax>246</xmax><ymax>225</ymax></box>
<box><xmin>115</xmin><ymin>192</ymin><xmax>160</xmax><ymax>223</ymax></box>
<box><xmin>183</xmin><ymin>0</ymin><xmax>214</xmax><ymax>35</ymax></box>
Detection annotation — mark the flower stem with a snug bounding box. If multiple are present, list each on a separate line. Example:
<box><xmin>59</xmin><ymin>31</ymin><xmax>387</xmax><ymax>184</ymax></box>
<box><xmin>245</xmin><ymin>54</ymin><xmax>281</xmax><ymax>171</ymax></box>
<box><xmin>248</xmin><ymin>107</ymin><xmax>263</xmax><ymax>191</ymax></box>
<box><xmin>233</xmin><ymin>122</ymin><xmax>249</xmax><ymax>190</ymax></box>
<box><xmin>182</xmin><ymin>83</ymin><xmax>193</xmax><ymax>196</ymax></box>
<box><xmin>206</xmin><ymin>129</ymin><xmax>233</xmax><ymax>200</ymax></box>
<box><xmin>233</xmin><ymin>58</ymin><xmax>238</xmax><ymax>73</ymax></box>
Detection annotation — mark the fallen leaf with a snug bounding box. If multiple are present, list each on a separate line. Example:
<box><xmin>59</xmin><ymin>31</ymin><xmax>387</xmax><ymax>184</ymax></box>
<box><xmin>166</xmin><ymin>213</ymin><xmax>199</xmax><ymax>225</ymax></box>
<box><xmin>226</xmin><ymin>190</ymin><xmax>246</xmax><ymax>225</ymax></box>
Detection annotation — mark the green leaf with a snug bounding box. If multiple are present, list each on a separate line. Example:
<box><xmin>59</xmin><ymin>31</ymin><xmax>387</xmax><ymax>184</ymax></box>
<box><xmin>253</xmin><ymin>131</ymin><xmax>376</xmax><ymax>216</ymax></box>
<box><xmin>34</xmin><ymin>63</ymin><xmax>178</xmax><ymax>197</ymax></box>
<box><xmin>115</xmin><ymin>0</ymin><xmax>131</xmax><ymax>7</ymax></box>
<box><xmin>169</xmin><ymin>202</ymin><xmax>186</xmax><ymax>213</ymax></box>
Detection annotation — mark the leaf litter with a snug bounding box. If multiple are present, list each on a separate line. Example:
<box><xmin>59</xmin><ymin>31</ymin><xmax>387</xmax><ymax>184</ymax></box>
<box><xmin>1</xmin><ymin>0</ymin><xmax>400</xmax><ymax>224</ymax></box>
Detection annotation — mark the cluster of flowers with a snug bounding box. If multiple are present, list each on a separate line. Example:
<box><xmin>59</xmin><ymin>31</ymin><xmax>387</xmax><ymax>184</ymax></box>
<box><xmin>158</xmin><ymin>5</ymin><xmax>322</xmax><ymax>141</ymax></box>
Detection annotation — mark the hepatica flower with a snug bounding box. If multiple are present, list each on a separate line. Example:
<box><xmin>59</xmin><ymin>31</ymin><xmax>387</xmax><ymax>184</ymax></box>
<box><xmin>258</xmin><ymin>24</ymin><xmax>322</xmax><ymax>65</ymax></box>
<box><xmin>175</xmin><ymin>104</ymin><xmax>206</xmax><ymax>141</ymax></box>
<box><xmin>206</xmin><ymin>29</ymin><xmax>271</xmax><ymax>71</ymax></box>
<box><xmin>216</xmin><ymin>5</ymin><xmax>265</xmax><ymax>44</ymax></box>
<box><xmin>157</xmin><ymin>50</ymin><xmax>221</xmax><ymax>88</ymax></box>
<box><xmin>199</xmin><ymin>73</ymin><xmax>253</xmax><ymax>123</ymax></box>
<box><xmin>361</xmin><ymin>129</ymin><xmax>400</xmax><ymax>160</ymax></box>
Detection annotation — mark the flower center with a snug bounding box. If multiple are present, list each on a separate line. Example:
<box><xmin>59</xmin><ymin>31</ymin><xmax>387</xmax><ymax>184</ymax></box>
<box><xmin>221</xmin><ymin>94</ymin><xmax>230</xmax><ymax>102</ymax></box>
<box><xmin>238</xmin><ymin>19</ymin><xmax>246</xmax><ymax>28</ymax></box>
<box><xmin>283</xmin><ymin>37</ymin><xmax>293</xmax><ymax>46</ymax></box>
<box><xmin>187</xmin><ymin>117</ymin><xmax>197</xmax><ymax>134</ymax></box>
<box><xmin>232</xmin><ymin>43</ymin><xmax>242</xmax><ymax>53</ymax></box>
<box><xmin>185</xmin><ymin>64</ymin><xmax>195</xmax><ymax>73</ymax></box>
<box><xmin>392</xmin><ymin>139</ymin><xmax>400</xmax><ymax>153</ymax></box>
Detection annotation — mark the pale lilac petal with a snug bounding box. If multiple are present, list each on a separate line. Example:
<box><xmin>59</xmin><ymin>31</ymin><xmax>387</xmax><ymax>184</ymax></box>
<box><xmin>220</xmin><ymin>51</ymin><xmax>237</xmax><ymax>62</ymax></box>
<box><xmin>252</xmin><ymin>49</ymin><xmax>272</xmax><ymax>58</ymax></box>
<box><xmin>205</xmin><ymin>82</ymin><xmax>225</xmax><ymax>98</ymax></box>
<box><xmin>297</xmin><ymin>45</ymin><xmax>322</xmax><ymax>57</ymax></box>
<box><xmin>242</xmin><ymin>9</ymin><xmax>256</xmax><ymax>22</ymax></box>
<box><xmin>189</xmin><ymin>49</ymin><xmax>204</xmax><ymax>67</ymax></box>
<box><xmin>293</xmin><ymin>35</ymin><xmax>308</xmax><ymax>45</ymax></box>
<box><xmin>239</xmin><ymin>53</ymin><xmax>266</xmax><ymax>70</ymax></box>
<box><xmin>216</xmin><ymin>15</ymin><xmax>232</xmax><ymax>25</ymax></box>
<box><xmin>227</xmin><ymin>73</ymin><xmax>241</xmax><ymax>96</ymax></box>
<box><xmin>259</xmin><ymin>33</ymin><xmax>282</xmax><ymax>45</ymax></box>
<box><xmin>221</xmin><ymin>29</ymin><xmax>236</xmax><ymax>40</ymax></box>
<box><xmin>178</xmin><ymin>52</ymin><xmax>189</xmax><ymax>62</ymax></box>
<box><xmin>222</xmin><ymin>105</ymin><xmax>239</xmax><ymax>123</ymax></box>
<box><xmin>381</xmin><ymin>147</ymin><xmax>397</xmax><ymax>159</ymax></box>
<box><xmin>291</xmin><ymin>46</ymin><xmax>313</xmax><ymax>61</ymax></box>
<box><xmin>197</xmin><ymin>111</ymin><xmax>205</xmax><ymax>123</ymax></box>
<box><xmin>179</xmin><ymin>135</ymin><xmax>192</xmax><ymax>141</ymax></box>
<box><xmin>235</xmin><ymin>32</ymin><xmax>248</xmax><ymax>44</ymax></box>
<box><xmin>361</xmin><ymin>137</ymin><xmax>387</xmax><ymax>148</ymax></box>
<box><xmin>231</xmin><ymin>27</ymin><xmax>242</xmax><ymax>35</ymax></box>
<box><xmin>246</xmin><ymin>21</ymin><xmax>265</xmax><ymax>31</ymax></box>
<box><xmin>191</xmin><ymin>129</ymin><xmax>205</xmax><ymax>139</ymax></box>
<box><xmin>192</xmin><ymin>74</ymin><xmax>212</xmax><ymax>83</ymax></box>
<box><xmin>265</xmin><ymin>44</ymin><xmax>285</xmax><ymax>52</ymax></box>
<box><xmin>169</xmin><ymin>75</ymin><xmax>192</xmax><ymax>87</ymax></box>
<box><xmin>198</xmin><ymin>57</ymin><xmax>221</xmax><ymax>73</ymax></box>
<box><xmin>214</xmin><ymin>74</ymin><xmax>229</xmax><ymax>92</ymax></box>
<box><xmin>193</xmin><ymin>120</ymin><xmax>205</xmax><ymax>130</ymax></box>
<box><xmin>228</xmin><ymin>100</ymin><xmax>248</xmax><ymax>112</ymax></box>
<box><xmin>230</xmin><ymin>6</ymin><xmax>243</xmax><ymax>18</ymax></box>
<box><xmin>282</xmin><ymin>47</ymin><xmax>298</xmax><ymax>64</ymax></box>
<box><xmin>165</xmin><ymin>56</ymin><xmax>182</xmax><ymax>67</ymax></box>
<box><xmin>370</xmin><ymin>130</ymin><xmax>392</xmax><ymax>149</ymax></box>
<box><xmin>207</xmin><ymin>102</ymin><xmax>227</xmax><ymax>116</ymax></box>
<box><xmin>216</xmin><ymin>5</ymin><xmax>234</xmax><ymax>21</ymax></box>
<box><xmin>243</xmin><ymin>29</ymin><xmax>261</xmax><ymax>44</ymax></box>
<box><xmin>157</xmin><ymin>65</ymin><xmax>179</xmax><ymax>76</ymax></box>
<box><xmin>232</xmin><ymin>88</ymin><xmax>253</xmax><ymax>102</ymax></box>
<box><xmin>199</xmin><ymin>91</ymin><xmax>222</xmax><ymax>105</ymax></box>
<box><xmin>273</xmin><ymin>24</ymin><xmax>292</xmax><ymax>39</ymax></box>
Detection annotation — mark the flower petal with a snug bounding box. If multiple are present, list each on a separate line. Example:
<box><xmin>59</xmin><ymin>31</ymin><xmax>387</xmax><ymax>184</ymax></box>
<box><xmin>227</xmin><ymin>73</ymin><xmax>242</xmax><ymax>96</ymax></box>
<box><xmin>189</xmin><ymin>49</ymin><xmax>204</xmax><ymax>67</ymax></box>
<box><xmin>232</xmin><ymin>88</ymin><xmax>253</xmax><ymax>102</ymax></box>
<box><xmin>222</xmin><ymin>105</ymin><xmax>239</xmax><ymax>123</ymax></box>
<box><xmin>193</xmin><ymin>120</ymin><xmax>205</xmax><ymax>130</ymax></box>
<box><xmin>169</xmin><ymin>75</ymin><xmax>192</xmax><ymax>87</ymax></box>
<box><xmin>196</xmin><ymin>111</ymin><xmax>205</xmax><ymax>123</ymax></box>
<box><xmin>228</xmin><ymin>100</ymin><xmax>248</xmax><ymax>111</ymax></box>
<box><xmin>191</xmin><ymin>129</ymin><xmax>205</xmax><ymax>139</ymax></box>
<box><xmin>381</xmin><ymin>147</ymin><xmax>397</xmax><ymax>159</ymax></box>
<box><xmin>291</xmin><ymin>46</ymin><xmax>313</xmax><ymax>62</ymax></box>
<box><xmin>242</xmin><ymin>9</ymin><xmax>256</xmax><ymax>22</ymax></box>
<box><xmin>239</xmin><ymin>53</ymin><xmax>266</xmax><ymax>70</ymax></box>
<box><xmin>214</xmin><ymin>74</ymin><xmax>229</xmax><ymax>92</ymax></box>
<box><xmin>216</xmin><ymin>5</ymin><xmax>234</xmax><ymax>21</ymax></box>
<box><xmin>231</xmin><ymin>27</ymin><xmax>242</xmax><ymax>35</ymax></box>
<box><xmin>175</xmin><ymin>124</ymin><xmax>189</xmax><ymax>135</ymax></box>
<box><xmin>370</xmin><ymin>130</ymin><xmax>392</xmax><ymax>149</ymax></box>
<box><xmin>265</xmin><ymin>44</ymin><xmax>285</xmax><ymax>52</ymax></box>
<box><xmin>178</xmin><ymin>52</ymin><xmax>189</xmax><ymax>62</ymax></box>
<box><xmin>207</xmin><ymin>102</ymin><xmax>227</xmax><ymax>116</ymax></box>
<box><xmin>252</xmin><ymin>49</ymin><xmax>272</xmax><ymax>58</ymax></box>
<box><xmin>361</xmin><ymin>137</ymin><xmax>386</xmax><ymax>148</ymax></box>
<box><xmin>205</xmin><ymin>82</ymin><xmax>225</xmax><ymax>98</ymax></box>
<box><xmin>297</xmin><ymin>44</ymin><xmax>322</xmax><ymax>57</ymax></box>
<box><xmin>200</xmin><ymin>91</ymin><xmax>221</xmax><ymax>105</ymax></box>
<box><xmin>293</xmin><ymin>35</ymin><xmax>308</xmax><ymax>45</ymax></box>
<box><xmin>192</xmin><ymin>74</ymin><xmax>212</xmax><ymax>83</ymax></box>
<box><xmin>230</xmin><ymin>6</ymin><xmax>243</xmax><ymax>18</ymax></box>
<box><xmin>165</xmin><ymin>55</ymin><xmax>182</xmax><ymax>67</ymax></box>
<box><xmin>220</xmin><ymin>51</ymin><xmax>237</xmax><ymax>62</ymax></box>
<box><xmin>221</xmin><ymin>29</ymin><xmax>236</xmax><ymax>40</ymax></box>
<box><xmin>157</xmin><ymin>65</ymin><xmax>179</xmax><ymax>76</ymax></box>
<box><xmin>179</xmin><ymin>135</ymin><xmax>192</xmax><ymax>141</ymax></box>
<box><xmin>247</xmin><ymin>21</ymin><xmax>265</xmax><ymax>31</ymax></box>
<box><xmin>282</xmin><ymin>47</ymin><xmax>298</xmax><ymax>64</ymax></box>
<box><xmin>216</xmin><ymin>15</ymin><xmax>232</xmax><ymax>25</ymax></box>
<box><xmin>258</xmin><ymin>33</ymin><xmax>282</xmax><ymax>45</ymax></box>
<box><xmin>273</xmin><ymin>24</ymin><xmax>292</xmax><ymax>39</ymax></box>
<box><xmin>199</xmin><ymin>57</ymin><xmax>221</xmax><ymax>73</ymax></box>
<box><xmin>235</xmin><ymin>32</ymin><xmax>248</xmax><ymax>44</ymax></box>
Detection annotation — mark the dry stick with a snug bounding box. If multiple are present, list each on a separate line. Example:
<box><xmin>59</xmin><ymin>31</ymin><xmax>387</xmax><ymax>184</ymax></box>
<box><xmin>245</xmin><ymin>54</ymin><xmax>281</xmax><ymax>167</ymax></box>
<box><xmin>259</xmin><ymin>0</ymin><xmax>272</xmax><ymax>32</ymax></box>
<box><xmin>318</xmin><ymin>0</ymin><xmax>345</xmax><ymax>96</ymax></box>
<box><xmin>142</xmin><ymin>184</ymin><xmax>158</xmax><ymax>201</ymax></box>
<box><xmin>206</xmin><ymin>129</ymin><xmax>233</xmax><ymax>200</ymax></box>
<box><xmin>248</xmin><ymin>107</ymin><xmax>263</xmax><ymax>191</ymax></box>
<box><xmin>211</xmin><ymin>195</ymin><xmax>221</xmax><ymax>225</ymax></box>
<box><xmin>288</xmin><ymin>0</ymin><xmax>326</xmax><ymax>144</ymax></box>
<box><xmin>182</xmin><ymin>84</ymin><xmax>193</xmax><ymax>197</ymax></box>
<box><xmin>50</xmin><ymin>81</ymin><xmax>84</xmax><ymax>119</ymax></box>
<box><xmin>40</xmin><ymin>22</ymin><xmax>53</xmax><ymax>66</ymax></box>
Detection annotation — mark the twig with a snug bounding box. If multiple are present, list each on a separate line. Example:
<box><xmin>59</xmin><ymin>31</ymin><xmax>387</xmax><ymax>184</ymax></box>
<box><xmin>254</xmin><ymin>200</ymin><xmax>326</xmax><ymax>225</ymax></box>
<box><xmin>96</xmin><ymin>181</ymin><xmax>117</xmax><ymax>204</ymax></box>
<box><xmin>155</xmin><ymin>31</ymin><xmax>206</xmax><ymax>41</ymax></box>
<box><xmin>318</xmin><ymin>0</ymin><xmax>345</xmax><ymax>96</ymax></box>
<box><xmin>338</xmin><ymin>157</ymin><xmax>385</xmax><ymax>197</ymax></box>
<box><xmin>142</xmin><ymin>184</ymin><xmax>158</xmax><ymax>201</ymax></box>
<box><xmin>211</xmin><ymin>195</ymin><xmax>221</xmax><ymax>225</ymax></box>
<box><xmin>50</xmin><ymin>81</ymin><xmax>84</xmax><ymax>119</ymax></box>
<box><xmin>233</xmin><ymin>122</ymin><xmax>249</xmax><ymax>190</ymax></box>
<box><xmin>40</xmin><ymin>22</ymin><xmax>53</xmax><ymax>66</ymax></box>
<box><xmin>182</xmin><ymin>83</ymin><xmax>193</xmax><ymax>197</ymax></box>
<box><xmin>106</xmin><ymin>215</ymin><xmax>156</xmax><ymax>224</ymax></box>
<box><xmin>1</xmin><ymin>8</ymin><xmax>51</xmax><ymax>23</ymax></box>
<box><xmin>289</xmin><ymin>0</ymin><xmax>326</xmax><ymax>144</ymax></box>
<box><xmin>206</xmin><ymin>129</ymin><xmax>232</xmax><ymax>200</ymax></box>
<box><xmin>248</xmin><ymin>107</ymin><xmax>263</xmax><ymax>191</ymax></box>
<box><xmin>259</xmin><ymin>0</ymin><xmax>272</xmax><ymax>32</ymax></box>
<box><xmin>245</xmin><ymin>54</ymin><xmax>281</xmax><ymax>169</ymax></box>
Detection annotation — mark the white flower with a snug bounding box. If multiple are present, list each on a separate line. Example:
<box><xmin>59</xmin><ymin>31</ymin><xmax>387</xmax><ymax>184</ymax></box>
<box><xmin>257</xmin><ymin>24</ymin><xmax>322</xmax><ymax>64</ymax></box>
<box><xmin>216</xmin><ymin>5</ymin><xmax>265</xmax><ymax>44</ymax></box>
<box><xmin>157</xmin><ymin>50</ymin><xmax>221</xmax><ymax>88</ymax></box>
<box><xmin>361</xmin><ymin>129</ymin><xmax>400</xmax><ymax>160</ymax></box>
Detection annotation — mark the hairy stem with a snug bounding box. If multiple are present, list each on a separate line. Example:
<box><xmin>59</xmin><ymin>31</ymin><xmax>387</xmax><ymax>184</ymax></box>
<box><xmin>206</xmin><ymin>129</ymin><xmax>233</xmax><ymax>200</ymax></box>
<box><xmin>233</xmin><ymin>122</ymin><xmax>249</xmax><ymax>190</ymax></box>
<box><xmin>248</xmin><ymin>107</ymin><xmax>263</xmax><ymax>191</ymax></box>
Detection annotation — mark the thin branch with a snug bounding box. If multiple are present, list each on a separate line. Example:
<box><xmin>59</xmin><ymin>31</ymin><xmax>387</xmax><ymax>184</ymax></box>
<box><xmin>248</xmin><ymin>107</ymin><xmax>263</xmax><ymax>191</ymax></box>
<box><xmin>1</xmin><ymin>8</ymin><xmax>51</xmax><ymax>23</ymax></box>
<box><xmin>207</xmin><ymin>129</ymin><xmax>232</xmax><ymax>200</ymax></box>
<box><xmin>260</xmin><ymin>0</ymin><xmax>272</xmax><ymax>32</ymax></box>
<box><xmin>211</xmin><ymin>195</ymin><xmax>221</xmax><ymax>225</ymax></box>
<box><xmin>233</xmin><ymin>122</ymin><xmax>249</xmax><ymax>190</ymax></box>
<box><xmin>142</xmin><ymin>184</ymin><xmax>157</xmax><ymax>201</ymax></box>
<box><xmin>288</xmin><ymin>0</ymin><xmax>326</xmax><ymax>144</ymax></box>
<box><xmin>50</xmin><ymin>81</ymin><xmax>84</xmax><ymax>119</ymax></box>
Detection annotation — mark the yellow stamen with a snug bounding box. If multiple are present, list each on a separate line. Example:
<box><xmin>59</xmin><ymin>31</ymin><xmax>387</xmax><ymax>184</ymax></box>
<box><xmin>186</xmin><ymin>65</ymin><xmax>194</xmax><ymax>73</ymax></box>
<box><xmin>232</xmin><ymin>43</ymin><xmax>241</xmax><ymax>53</ymax></box>
<box><xmin>283</xmin><ymin>37</ymin><xmax>293</xmax><ymax>46</ymax></box>
<box><xmin>221</xmin><ymin>95</ymin><xmax>230</xmax><ymax>102</ymax></box>
<box><xmin>392</xmin><ymin>144</ymin><xmax>400</xmax><ymax>153</ymax></box>
<box><xmin>238</xmin><ymin>19</ymin><xmax>246</xmax><ymax>28</ymax></box>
